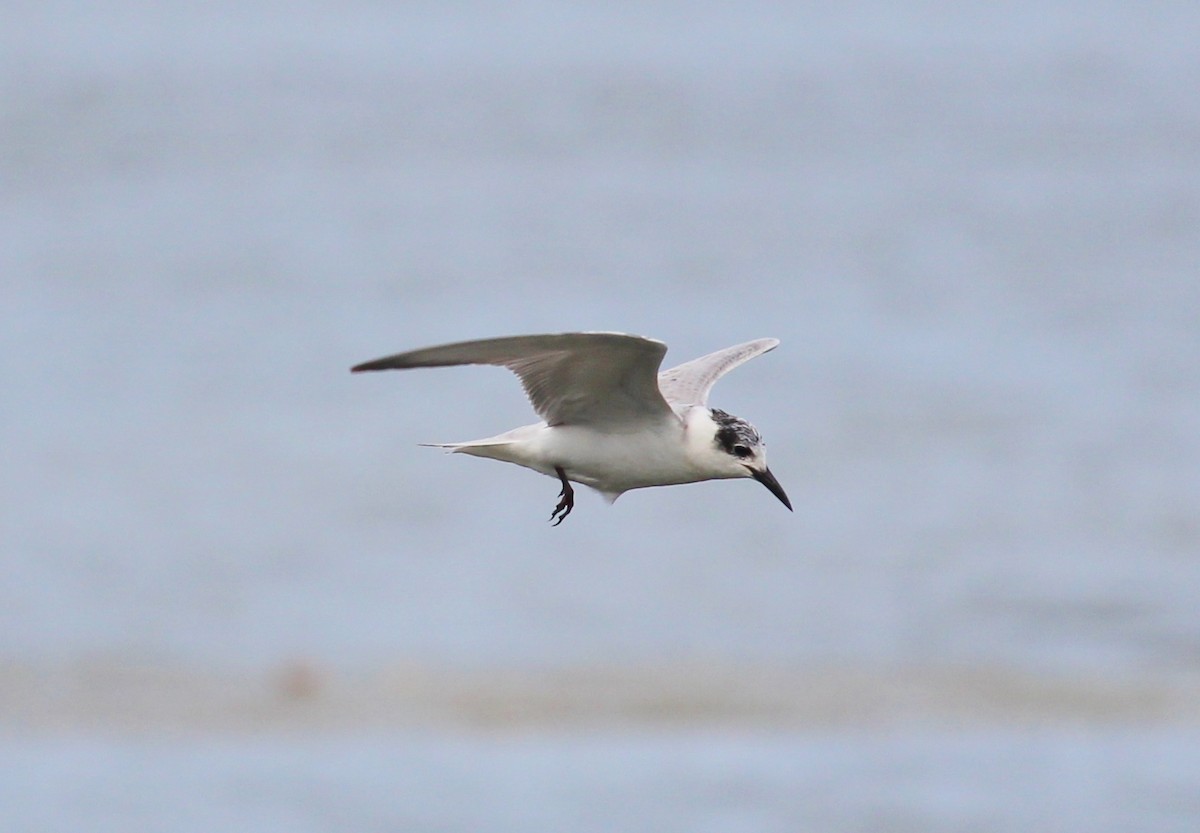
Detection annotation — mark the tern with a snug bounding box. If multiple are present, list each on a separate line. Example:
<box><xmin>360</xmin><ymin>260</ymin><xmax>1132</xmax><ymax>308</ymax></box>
<box><xmin>352</xmin><ymin>332</ymin><xmax>791</xmax><ymax>525</ymax></box>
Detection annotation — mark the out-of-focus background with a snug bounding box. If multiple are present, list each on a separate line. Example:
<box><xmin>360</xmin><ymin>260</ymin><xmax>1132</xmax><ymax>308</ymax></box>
<box><xmin>3</xmin><ymin>2</ymin><xmax>1199</xmax><ymax>830</ymax></box>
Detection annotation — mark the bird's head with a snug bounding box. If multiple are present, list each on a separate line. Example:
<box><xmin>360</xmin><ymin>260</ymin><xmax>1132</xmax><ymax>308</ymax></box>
<box><xmin>688</xmin><ymin>407</ymin><xmax>792</xmax><ymax>510</ymax></box>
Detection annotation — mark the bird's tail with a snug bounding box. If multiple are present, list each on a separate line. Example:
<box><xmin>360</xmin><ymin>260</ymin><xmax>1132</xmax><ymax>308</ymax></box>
<box><xmin>417</xmin><ymin>441</ymin><xmax>465</xmax><ymax>451</ymax></box>
<box><xmin>419</xmin><ymin>439</ymin><xmax>505</xmax><ymax>451</ymax></box>
<box><xmin>418</xmin><ymin>436</ymin><xmax>521</xmax><ymax>462</ymax></box>
<box><xmin>419</xmin><ymin>423</ymin><xmax>540</xmax><ymax>464</ymax></box>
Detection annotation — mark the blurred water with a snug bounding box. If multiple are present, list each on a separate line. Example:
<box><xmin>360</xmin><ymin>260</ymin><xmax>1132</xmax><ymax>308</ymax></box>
<box><xmin>4</xmin><ymin>729</ymin><xmax>1200</xmax><ymax>833</ymax></box>
<box><xmin>3</xmin><ymin>1</ymin><xmax>1199</xmax><ymax>830</ymax></box>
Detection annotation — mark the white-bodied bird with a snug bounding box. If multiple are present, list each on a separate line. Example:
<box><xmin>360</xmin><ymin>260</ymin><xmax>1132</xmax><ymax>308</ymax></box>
<box><xmin>352</xmin><ymin>332</ymin><xmax>790</xmax><ymax>524</ymax></box>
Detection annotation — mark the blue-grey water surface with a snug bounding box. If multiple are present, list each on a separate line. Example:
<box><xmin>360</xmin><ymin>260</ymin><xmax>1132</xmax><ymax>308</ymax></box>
<box><xmin>3</xmin><ymin>2</ymin><xmax>1198</xmax><ymax>831</ymax></box>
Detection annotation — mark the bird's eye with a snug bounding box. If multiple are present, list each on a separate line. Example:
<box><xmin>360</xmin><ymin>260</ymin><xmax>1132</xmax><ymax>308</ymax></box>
<box><xmin>733</xmin><ymin>445</ymin><xmax>752</xmax><ymax>459</ymax></box>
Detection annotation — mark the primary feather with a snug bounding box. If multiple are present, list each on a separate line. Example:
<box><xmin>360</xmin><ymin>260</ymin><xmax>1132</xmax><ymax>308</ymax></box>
<box><xmin>655</xmin><ymin>338</ymin><xmax>780</xmax><ymax>407</ymax></box>
<box><xmin>352</xmin><ymin>331</ymin><xmax>674</xmax><ymax>427</ymax></box>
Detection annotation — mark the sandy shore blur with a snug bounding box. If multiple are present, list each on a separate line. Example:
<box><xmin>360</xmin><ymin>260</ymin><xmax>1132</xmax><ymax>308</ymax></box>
<box><xmin>4</xmin><ymin>660</ymin><xmax>1198</xmax><ymax>735</ymax></box>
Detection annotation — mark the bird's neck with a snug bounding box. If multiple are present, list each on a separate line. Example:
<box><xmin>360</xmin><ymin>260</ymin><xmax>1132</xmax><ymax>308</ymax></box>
<box><xmin>680</xmin><ymin>405</ymin><xmax>719</xmax><ymax>458</ymax></box>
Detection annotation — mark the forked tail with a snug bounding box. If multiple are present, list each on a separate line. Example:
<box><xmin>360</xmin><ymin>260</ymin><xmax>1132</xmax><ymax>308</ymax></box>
<box><xmin>418</xmin><ymin>424</ymin><xmax>541</xmax><ymax>464</ymax></box>
<box><xmin>417</xmin><ymin>437</ymin><xmax>520</xmax><ymax>462</ymax></box>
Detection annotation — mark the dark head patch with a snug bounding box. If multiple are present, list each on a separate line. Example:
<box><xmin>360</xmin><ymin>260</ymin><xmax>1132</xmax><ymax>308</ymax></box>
<box><xmin>710</xmin><ymin>408</ymin><xmax>761</xmax><ymax>456</ymax></box>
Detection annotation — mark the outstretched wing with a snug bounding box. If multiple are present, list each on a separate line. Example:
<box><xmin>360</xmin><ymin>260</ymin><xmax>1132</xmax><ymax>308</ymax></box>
<box><xmin>656</xmin><ymin>338</ymin><xmax>780</xmax><ymax>407</ymax></box>
<box><xmin>352</xmin><ymin>332</ymin><xmax>675</xmax><ymax>427</ymax></box>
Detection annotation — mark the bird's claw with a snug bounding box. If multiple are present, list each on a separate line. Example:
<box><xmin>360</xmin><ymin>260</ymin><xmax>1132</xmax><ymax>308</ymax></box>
<box><xmin>549</xmin><ymin>466</ymin><xmax>575</xmax><ymax>526</ymax></box>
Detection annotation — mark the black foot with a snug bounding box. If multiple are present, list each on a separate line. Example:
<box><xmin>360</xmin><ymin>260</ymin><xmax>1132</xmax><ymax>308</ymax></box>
<box><xmin>549</xmin><ymin>466</ymin><xmax>575</xmax><ymax>526</ymax></box>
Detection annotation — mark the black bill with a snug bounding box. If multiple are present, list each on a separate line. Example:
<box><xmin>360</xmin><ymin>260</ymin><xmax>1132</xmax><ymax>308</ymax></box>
<box><xmin>749</xmin><ymin>466</ymin><xmax>792</xmax><ymax>511</ymax></box>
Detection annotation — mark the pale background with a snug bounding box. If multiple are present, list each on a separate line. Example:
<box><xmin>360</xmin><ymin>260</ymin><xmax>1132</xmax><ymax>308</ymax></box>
<box><xmin>3</xmin><ymin>2</ymin><xmax>1199</xmax><ymax>831</ymax></box>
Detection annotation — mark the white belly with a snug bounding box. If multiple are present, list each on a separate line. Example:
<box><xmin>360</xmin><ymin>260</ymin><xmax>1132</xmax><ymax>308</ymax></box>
<box><xmin>542</xmin><ymin>423</ymin><xmax>705</xmax><ymax>493</ymax></box>
<box><xmin>456</xmin><ymin>420</ymin><xmax>706</xmax><ymax>496</ymax></box>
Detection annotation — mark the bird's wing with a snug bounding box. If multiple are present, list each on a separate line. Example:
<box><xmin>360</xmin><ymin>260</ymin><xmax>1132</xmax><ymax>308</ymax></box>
<box><xmin>656</xmin><ymin>338</ymin><xmax>780</xmax><ymax>407</ymax></box>
<box><xmin>352</xmin><ymin>332</ymin><xmax>675</xmax><ymax>427</ymax></box>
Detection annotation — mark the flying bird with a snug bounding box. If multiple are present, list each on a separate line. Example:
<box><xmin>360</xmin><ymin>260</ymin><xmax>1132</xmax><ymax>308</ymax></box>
<box><xmin>352</xmin><ymin>332</ymin><xmax>790</xmax><ymax>524</ymax></box>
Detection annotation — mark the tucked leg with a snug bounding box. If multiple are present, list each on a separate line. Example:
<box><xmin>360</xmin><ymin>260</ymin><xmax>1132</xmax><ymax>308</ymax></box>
<box><xmin>549</xmin><ymin>465</ymin><xmax>575</xmax><ymax>526</ymax></box>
